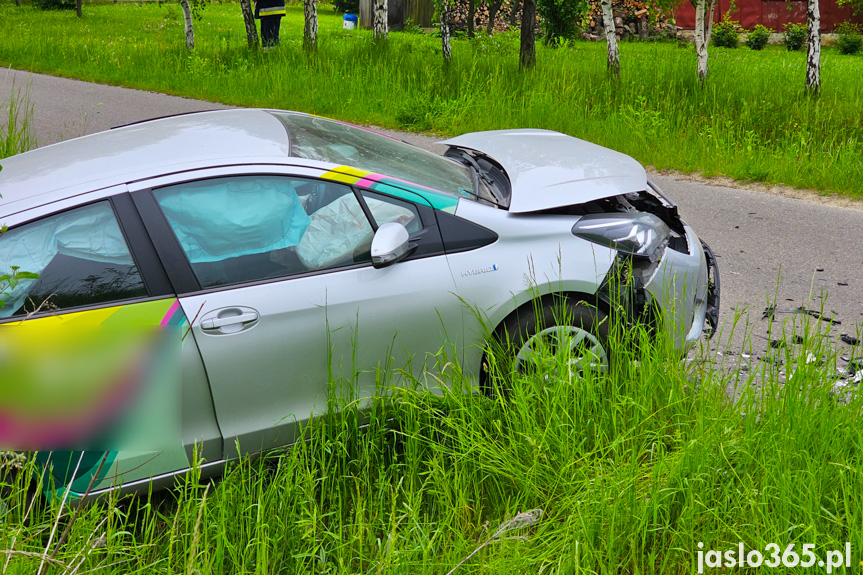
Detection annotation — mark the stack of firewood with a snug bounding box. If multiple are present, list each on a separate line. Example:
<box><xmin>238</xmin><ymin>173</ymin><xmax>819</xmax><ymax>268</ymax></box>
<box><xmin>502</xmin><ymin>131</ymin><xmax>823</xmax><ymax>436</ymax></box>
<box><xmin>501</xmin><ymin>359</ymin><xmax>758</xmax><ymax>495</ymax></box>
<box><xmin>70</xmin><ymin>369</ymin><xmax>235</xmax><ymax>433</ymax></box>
<box><xmin>445</xmin><ymin>0</ymin><xmax>673</xmax><ymax>39</ymax></box>
<box><xmin>445</xmin><ymin>0</ymin><xmax>536</xmax><ymax>33</ymax></box>
<box><xmin>585</xmin><ymin>0</ymin><xmax>673</xmax><ymax>40</ymax></box>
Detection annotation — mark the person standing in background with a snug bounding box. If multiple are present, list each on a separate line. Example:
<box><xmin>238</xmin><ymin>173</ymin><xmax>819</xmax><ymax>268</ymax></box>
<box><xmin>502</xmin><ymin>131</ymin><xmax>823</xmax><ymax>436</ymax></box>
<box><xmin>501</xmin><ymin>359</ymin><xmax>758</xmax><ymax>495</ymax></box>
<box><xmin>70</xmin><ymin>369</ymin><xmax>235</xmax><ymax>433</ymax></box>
<box><xmin>254</xmin><ymin>0</ymin><xmax>286</xmax><ymax>49</ymax></box>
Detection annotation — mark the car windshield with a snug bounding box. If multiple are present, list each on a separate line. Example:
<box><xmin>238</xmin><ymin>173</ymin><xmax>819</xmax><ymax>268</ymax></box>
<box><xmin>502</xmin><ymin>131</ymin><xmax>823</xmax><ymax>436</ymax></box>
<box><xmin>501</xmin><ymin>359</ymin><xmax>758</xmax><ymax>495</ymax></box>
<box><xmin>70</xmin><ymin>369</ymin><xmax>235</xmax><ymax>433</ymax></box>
<box><xmin>271</xmin><ymin>112</ymin><xmax>475</xmax><ymax>199</ymax></box>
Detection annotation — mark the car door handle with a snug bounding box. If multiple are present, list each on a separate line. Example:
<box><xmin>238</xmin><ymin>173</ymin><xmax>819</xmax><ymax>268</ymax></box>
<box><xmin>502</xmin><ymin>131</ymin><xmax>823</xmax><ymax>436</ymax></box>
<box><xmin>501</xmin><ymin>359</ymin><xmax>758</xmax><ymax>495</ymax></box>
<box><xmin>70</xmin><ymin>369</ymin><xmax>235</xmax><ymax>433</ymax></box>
<box><xmin>201</xmin><ymin>311</ymin><xmax>259</xmax><ymax>331</ymax></box>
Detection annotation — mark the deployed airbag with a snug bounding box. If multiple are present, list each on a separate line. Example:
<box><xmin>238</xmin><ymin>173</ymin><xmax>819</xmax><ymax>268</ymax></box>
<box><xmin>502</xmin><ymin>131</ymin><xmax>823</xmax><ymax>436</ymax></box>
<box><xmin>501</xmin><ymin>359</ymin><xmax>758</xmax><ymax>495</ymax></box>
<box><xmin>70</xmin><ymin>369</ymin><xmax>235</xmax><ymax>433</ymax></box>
<box><xmin>295</xmin><ymin>196</ymin><xmax>415</xmax><ymax>270</ymax></box>
<box><xmin>154</xmin><ymin>177</ymin><xmax>311</xmax><ymax>264</ymax></box>
<box><xmin>0</xmin><ymin>202</ymin><xmax>135</xmax><ymax>318</ymax></box>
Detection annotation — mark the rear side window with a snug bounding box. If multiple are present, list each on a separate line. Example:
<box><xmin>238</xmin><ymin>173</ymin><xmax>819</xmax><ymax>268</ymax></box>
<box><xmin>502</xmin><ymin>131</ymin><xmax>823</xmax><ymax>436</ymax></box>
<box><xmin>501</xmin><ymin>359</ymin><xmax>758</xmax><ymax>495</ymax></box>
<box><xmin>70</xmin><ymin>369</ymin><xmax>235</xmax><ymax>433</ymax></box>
<box><xmin>0</xmin><ymin>201</ymin><xmax>147</xmax><ymax>319</ymax></box>
<box><xmin>360</xmin><ymin>190</ymin><xmax>422</xmax><ymax>234</ymax></box>
<box><xmin>152</xmin><ymin>176</ymin><xmax>376</xmax><ymax>288</ymax></box>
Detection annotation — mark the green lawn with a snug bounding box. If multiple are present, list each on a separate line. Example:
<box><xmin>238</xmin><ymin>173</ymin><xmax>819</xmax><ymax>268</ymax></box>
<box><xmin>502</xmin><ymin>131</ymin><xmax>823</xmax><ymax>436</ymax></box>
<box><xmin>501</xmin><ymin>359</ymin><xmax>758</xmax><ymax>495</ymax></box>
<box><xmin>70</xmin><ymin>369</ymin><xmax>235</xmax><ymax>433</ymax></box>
<box><xmin>1</xmin><ymin>2</ymin><xmax>862</xmax><ymax>197</ymax></box>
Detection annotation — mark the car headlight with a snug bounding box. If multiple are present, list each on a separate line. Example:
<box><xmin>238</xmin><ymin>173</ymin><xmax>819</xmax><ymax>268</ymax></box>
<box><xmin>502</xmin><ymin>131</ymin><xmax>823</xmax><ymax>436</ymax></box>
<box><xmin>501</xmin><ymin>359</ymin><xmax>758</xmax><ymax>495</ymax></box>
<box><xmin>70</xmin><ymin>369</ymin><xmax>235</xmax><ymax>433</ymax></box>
<box><xmin>571</xmin><ymin>212</ymin><xmax>671</xmax><ymax>262</ymax></box>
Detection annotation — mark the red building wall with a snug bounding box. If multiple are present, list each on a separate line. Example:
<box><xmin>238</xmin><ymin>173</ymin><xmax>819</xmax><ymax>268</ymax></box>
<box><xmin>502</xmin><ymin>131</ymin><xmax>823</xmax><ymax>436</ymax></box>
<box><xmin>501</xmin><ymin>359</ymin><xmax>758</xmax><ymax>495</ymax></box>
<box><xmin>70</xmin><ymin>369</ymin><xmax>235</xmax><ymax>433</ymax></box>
<box><xmin>674</xmin><ymin>0</ymin><xmax>863</xmax><ymax>32</ymax></box>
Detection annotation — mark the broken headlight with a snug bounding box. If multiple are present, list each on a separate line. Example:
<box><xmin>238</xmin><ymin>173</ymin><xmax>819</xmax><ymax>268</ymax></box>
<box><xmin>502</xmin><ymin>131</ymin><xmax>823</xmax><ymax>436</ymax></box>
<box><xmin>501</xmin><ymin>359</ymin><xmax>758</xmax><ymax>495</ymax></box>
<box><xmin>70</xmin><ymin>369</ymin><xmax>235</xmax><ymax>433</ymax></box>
<box><xmin>571</xmin><ymin>212</ymin><xmax>671</xmax><ymax>262</ymax></box>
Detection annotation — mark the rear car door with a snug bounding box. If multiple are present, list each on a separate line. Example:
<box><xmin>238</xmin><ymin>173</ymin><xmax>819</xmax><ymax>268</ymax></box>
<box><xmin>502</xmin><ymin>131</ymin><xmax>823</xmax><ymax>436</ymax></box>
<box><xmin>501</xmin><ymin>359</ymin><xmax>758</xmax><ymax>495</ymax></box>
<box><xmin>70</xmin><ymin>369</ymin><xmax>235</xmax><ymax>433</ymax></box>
<box><xmin>0</xmin><ymin>189</ymin><xmax>221</xmax><ymax>496</ymax></box>
<box><xmin>132</xmin><ymin>168</ymin><xmax>461</xmax><ymax>459</ymax></box>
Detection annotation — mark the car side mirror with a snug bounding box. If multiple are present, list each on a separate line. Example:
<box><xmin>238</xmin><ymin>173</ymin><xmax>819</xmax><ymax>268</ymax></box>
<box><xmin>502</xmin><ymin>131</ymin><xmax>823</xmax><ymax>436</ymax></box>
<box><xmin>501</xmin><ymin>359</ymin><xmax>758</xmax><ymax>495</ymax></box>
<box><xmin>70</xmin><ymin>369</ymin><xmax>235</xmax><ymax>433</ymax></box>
<box><xmin>371</xmin><ymin>222</ymin><xmax>414</xmax><ymax>269</ymax></box>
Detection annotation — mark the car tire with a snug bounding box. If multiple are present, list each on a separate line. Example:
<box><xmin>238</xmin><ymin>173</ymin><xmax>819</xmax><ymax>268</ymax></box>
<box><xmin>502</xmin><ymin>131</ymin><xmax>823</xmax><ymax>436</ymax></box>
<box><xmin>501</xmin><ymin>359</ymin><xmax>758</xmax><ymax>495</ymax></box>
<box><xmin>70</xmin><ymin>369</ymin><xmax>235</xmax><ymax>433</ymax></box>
<box><xmin>484</xmin><ymin>299</ymin><xmax>610</xmax><ymax>396</ymax></box>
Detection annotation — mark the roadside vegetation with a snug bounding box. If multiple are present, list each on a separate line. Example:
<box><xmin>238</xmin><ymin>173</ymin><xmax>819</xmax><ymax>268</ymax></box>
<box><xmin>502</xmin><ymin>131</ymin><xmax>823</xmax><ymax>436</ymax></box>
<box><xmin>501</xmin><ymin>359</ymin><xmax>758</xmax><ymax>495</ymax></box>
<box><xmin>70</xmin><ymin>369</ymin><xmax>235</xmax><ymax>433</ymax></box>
<box><xmin>1</xmin><ymin>303</ymin><xmax>861</xmax><ymax>574</ymax></box>
<box><xmin>0</xmin><ymin>3</ymin><xmax>862</xmax><ymax>198</ymax></box>
<box><xmin>0</xmin><ymin>85</ymin><xmax>35</xmax><ymax>161</ymax></box>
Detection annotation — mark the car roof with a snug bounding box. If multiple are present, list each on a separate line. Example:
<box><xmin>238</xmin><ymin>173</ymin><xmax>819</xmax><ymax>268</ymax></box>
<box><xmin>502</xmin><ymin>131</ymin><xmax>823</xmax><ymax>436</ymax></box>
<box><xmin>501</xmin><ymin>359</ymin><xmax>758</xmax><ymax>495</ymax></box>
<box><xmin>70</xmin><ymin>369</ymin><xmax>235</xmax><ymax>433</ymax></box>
<box><xmin>0</xmin><ymin>109</ymin><xmax>295</xmax><ymax>215</ymax></box>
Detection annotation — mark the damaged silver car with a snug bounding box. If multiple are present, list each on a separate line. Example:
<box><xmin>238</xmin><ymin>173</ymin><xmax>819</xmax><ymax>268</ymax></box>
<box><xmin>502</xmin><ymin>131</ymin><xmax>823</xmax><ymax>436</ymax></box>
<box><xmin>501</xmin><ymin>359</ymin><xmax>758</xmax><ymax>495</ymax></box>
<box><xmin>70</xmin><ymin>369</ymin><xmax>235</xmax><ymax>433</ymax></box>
<box><xmin>0</xmin><ymin>110</ymin><xmax>718</xmax><ymax>497</ymax></box>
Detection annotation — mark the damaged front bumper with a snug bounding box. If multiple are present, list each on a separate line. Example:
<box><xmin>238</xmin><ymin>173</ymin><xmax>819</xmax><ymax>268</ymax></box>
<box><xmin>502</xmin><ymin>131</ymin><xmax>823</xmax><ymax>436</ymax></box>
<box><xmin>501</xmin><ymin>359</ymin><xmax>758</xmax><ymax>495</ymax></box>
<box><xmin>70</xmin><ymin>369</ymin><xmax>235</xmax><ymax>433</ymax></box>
<box><xmin>701</xmin><ymin>240</ymin><xmax>720</xmax><ymax>338</ymax></box>
<box><xmin>598</xmin><ymin>224</ymin><xmax>720</xmax><ymax>351</ymax></box>
<box><xmin>644</xmin><ymin>225</ymin><xmax>719</xmax><ymax>349</ymax></box>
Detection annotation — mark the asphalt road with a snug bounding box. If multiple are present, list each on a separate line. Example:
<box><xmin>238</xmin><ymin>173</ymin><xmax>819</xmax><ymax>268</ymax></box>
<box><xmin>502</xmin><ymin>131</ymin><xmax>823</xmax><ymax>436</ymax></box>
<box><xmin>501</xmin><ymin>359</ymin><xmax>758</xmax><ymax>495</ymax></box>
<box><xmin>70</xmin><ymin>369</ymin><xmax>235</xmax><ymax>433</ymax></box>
<box><xmin>3</xmin><ymin>68</ymin><xmax>862</xmax><ymax>366</ymax></box>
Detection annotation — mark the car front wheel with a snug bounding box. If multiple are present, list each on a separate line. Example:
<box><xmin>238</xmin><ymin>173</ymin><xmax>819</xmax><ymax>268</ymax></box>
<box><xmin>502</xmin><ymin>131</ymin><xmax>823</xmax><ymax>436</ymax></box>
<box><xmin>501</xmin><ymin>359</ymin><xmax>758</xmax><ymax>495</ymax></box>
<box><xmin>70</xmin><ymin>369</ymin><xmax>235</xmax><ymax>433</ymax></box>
<box><xmin>485</xmin><ymin>299</ymin><xmax>610</xmax><ymax>394</ymax></box>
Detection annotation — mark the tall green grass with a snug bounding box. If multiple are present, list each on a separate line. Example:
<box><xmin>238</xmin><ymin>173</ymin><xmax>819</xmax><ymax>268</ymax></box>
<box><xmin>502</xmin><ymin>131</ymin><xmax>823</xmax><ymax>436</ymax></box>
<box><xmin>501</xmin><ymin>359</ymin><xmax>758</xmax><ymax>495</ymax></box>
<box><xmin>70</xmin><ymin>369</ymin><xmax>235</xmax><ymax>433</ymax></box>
<box><xmin>0</xmin><ymin>3</ymin><xmax>861</xmax><ymax>197</ymax></box>
<box><xmin>1</xmin><ymin>301</ymin><xmax>861</xmax><ymax>574</ymax></box>
<box><xmin>0</xmin><ymin>84</ymin><xmax>36</xmax><ymax>160</ymax></box>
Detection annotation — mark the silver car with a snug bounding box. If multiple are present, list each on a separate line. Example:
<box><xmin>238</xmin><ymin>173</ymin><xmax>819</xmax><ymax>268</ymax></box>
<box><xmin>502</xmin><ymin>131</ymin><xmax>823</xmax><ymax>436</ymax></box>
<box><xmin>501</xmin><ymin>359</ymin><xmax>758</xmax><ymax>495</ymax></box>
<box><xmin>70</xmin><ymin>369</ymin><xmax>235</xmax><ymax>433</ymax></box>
<box><xmin>0</xmin><ymin>109</ymin><xmax>718</xmax><ymax>497</ymax></box>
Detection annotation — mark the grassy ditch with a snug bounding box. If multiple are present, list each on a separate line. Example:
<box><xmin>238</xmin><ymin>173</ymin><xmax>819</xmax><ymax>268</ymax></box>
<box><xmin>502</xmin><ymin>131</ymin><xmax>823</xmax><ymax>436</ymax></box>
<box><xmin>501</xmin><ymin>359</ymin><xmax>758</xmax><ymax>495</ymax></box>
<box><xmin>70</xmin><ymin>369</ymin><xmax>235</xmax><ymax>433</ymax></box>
<box><xmin>0</xmin><ymin>3</ymin><xmax>862</xmax><ymax>198</ymax></box>
<box><xmin>1</xmin><ymin>301</ymin><xmax>861</xmax><ymax>574</ymax></box>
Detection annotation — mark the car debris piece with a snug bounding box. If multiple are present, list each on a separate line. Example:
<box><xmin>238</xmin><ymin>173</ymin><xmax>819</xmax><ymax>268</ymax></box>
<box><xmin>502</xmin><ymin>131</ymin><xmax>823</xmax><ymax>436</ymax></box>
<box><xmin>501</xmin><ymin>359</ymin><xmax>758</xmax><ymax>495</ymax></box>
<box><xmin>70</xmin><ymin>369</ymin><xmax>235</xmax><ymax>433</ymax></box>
<box><xmin>840</xmin><ymin>334</ymin><xmax>859</xmax><ymax>346</ymax></box>
<box><xmin>838</xmin><ymin>282</ymin><xmax>849</xmax><ymax>286</ymax></box>
<box><xmin>761</xmin><ymin>306</ymin><xmax>840</xmax><ymax>324</ymax></box>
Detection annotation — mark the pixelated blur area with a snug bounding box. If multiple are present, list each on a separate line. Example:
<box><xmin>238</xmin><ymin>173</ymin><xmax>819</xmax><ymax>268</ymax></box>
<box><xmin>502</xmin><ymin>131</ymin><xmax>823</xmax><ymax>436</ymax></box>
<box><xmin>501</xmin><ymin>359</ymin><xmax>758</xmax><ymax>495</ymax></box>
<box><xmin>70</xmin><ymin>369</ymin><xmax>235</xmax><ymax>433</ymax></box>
<box><xmin>0</xmin><ymin>322</ymin><xmax>180</xmax><ymax>451</ymax></box>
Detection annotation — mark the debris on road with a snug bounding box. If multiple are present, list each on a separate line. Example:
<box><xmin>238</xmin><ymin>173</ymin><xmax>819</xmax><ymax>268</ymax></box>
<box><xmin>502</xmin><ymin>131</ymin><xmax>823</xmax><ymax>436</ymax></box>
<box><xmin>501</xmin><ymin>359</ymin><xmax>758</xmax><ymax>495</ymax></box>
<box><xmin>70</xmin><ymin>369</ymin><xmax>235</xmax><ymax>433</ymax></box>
<box><xmin>761</xmin><ymin>305</ymin><xmax>841</xmax><ymax>324</ymax></box>
<box><xmin>840</xmin><ymin>334</ymin><xmax>859</xmax><ymax>346</ymax></box>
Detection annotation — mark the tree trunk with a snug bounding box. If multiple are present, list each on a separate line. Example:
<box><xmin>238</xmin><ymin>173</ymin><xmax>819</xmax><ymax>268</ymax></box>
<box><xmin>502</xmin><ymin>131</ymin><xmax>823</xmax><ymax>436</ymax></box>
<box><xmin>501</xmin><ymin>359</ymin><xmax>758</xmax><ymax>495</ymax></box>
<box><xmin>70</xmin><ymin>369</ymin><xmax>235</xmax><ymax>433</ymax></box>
<box><xmin>486</xmin><ymin>0</ymin><xmax>503</xmax><ymax>34</ymax></box>
<box><xmin>519</xmin><ymin>0</ymin><xmax>536</xmax><ymax>69</ymax></box>
<box><xmin>705</xmin><ymin>0</ymin><xmax>716</xmax><ymax>45</ymax></box>
<box><xmin>600</xmin><ymin>0</ymin><xmax>619</xmax><ymax>77</ymax></box>
<box><xmin>441</xmin><ymin>0</ymin><xmax>452</xmax><ymax>62</ymax></box>
<box><xmin>304</xmin><ymin>0</ymin><xmax>318</xmax><ymax>52</ymax></box>
<box><xmin>373</xmin><ymin>0</ymin><xmax>388</xmax><ymax>40</ymax></box>
<box><xmin>179</xmin><ymin>0</ymin><xmax>195</xmax><ymax>50</ymax></box>
<box><xmin>509</xmin><ymin>0</ymin><xmax>520</xmax><ymax>28</ymax></box>
<box><xmin>14</xmin><ymin>0</ymin><xmax>20</xmax><ymax>7</ymax></box>
<box><xmin>76</xmin><ymin>0</ymin><xmax>81</xmax><ymax>18</ymax></box>
<box><xmin>467</xmin><ymin>0</ymin><xmax>476</xmax><ymax>37</ymax></box>
<box><xmin>240</xmin><ymin>0</ymin><xmax>259</xmax><ymax>48</ymax></box>
<box><xmin>694</xmin><ymin>0</ymin><xmax>708</xmax><ymax>83</ymax></box>
<box><xmin>806</xmin><ymin>0</ymin><xmax>820</xmax><ymax>95</ymax></box>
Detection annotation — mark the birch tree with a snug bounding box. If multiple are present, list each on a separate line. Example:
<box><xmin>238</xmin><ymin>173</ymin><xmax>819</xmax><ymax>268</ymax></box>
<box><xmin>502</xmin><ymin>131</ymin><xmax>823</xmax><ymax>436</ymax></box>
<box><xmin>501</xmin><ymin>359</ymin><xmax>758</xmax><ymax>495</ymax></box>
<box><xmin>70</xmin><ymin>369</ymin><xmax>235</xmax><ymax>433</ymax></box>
<box><xmin>520</xmin><ymin>0</ymin><xmax>537</xmax><ymax>70</ymax></box>
<box><xmin>373</xmin><ymin>0</ymin><xmax>388</xmax><ymax>40</ymax></box>
<box><xmin>179</xmin><ymin>0</ymin><xmax>195</xmax><ymax>50</ymax></box>
<box><xmin>304</xmin><ymin>0</ymin><xmax>318</xmax><ymax>52</ymax></box>
<box><xmin>805</xmin><ymin>0</ymin><xmax>820</xmax><ymax>95</ymax></box>
<box><xmin>693</xmin><ymin>0</ymin><xmax>708</xmax><ymax>82</ymax></box>
<box><xmin>239</xmin><ymin>0</ymin><xmax>259</xmax><ymax>49</ymax></box>
<box><xmin>704</xmin><ymin>0</ymin><xmax>716</xmax><ymax>44</ymax></box>
<box><xmin>600</xmin><ymin>0</ymin><xmax>619</xmax><ymax>77</ymax></box>
<box><xmin>440</xmin><ymin>0</ymin><xmax>452</xmax><ymax>62</ymax></box>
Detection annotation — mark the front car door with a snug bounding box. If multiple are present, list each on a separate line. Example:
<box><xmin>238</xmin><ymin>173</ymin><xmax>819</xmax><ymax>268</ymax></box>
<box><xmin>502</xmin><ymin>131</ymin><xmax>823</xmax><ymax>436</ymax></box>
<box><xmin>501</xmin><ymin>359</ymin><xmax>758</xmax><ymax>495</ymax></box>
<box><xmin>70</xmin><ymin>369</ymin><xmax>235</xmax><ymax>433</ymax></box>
<box><xmin>133</xmin><ymin>167</ymin><xmax>462</xmax><ymax>459</ymax></box>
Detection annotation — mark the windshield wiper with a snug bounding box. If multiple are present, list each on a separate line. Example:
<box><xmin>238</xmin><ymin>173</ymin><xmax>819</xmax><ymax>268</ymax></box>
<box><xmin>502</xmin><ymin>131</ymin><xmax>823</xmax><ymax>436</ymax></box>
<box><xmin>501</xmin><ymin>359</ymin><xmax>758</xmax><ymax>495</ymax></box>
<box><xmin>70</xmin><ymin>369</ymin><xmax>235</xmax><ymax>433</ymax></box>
<box><xmin>449</xmin><ymin>149</ymin><xmax>504</xmax><ymax>207</ymax></box>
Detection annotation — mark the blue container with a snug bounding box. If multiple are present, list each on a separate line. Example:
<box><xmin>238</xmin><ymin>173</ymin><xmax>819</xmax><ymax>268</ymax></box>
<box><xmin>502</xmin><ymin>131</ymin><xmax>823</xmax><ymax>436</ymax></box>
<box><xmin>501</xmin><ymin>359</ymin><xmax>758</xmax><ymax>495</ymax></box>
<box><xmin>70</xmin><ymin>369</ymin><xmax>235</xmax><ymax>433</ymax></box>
<box><xmin>343</xmin><ymin>14</ymin><xmax>358</xmax><ymax>30</ymax></box>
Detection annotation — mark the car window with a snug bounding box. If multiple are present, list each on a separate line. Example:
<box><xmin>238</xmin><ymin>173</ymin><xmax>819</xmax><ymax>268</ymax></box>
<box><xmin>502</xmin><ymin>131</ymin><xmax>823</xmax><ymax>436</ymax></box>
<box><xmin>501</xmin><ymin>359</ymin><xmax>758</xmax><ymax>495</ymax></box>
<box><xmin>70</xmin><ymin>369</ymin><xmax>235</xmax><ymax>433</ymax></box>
<box><xmin>0</xmin><ymin>201</ymin><xmax>147</xmax><ymax>319</ymax></box>
<box><xmin>360</xmin><ymin>190</ymin><xmax>422</xmax><ymax>235</ymax></box>
<box><xmin>152</xmin><ymin>176</ymin><xmax>376</xmax><ymax>288</ymax></box>
<box><xmin>272</xmin><ymin>113</ymin><xmax>475</xmax><ymax>199</ymax></box>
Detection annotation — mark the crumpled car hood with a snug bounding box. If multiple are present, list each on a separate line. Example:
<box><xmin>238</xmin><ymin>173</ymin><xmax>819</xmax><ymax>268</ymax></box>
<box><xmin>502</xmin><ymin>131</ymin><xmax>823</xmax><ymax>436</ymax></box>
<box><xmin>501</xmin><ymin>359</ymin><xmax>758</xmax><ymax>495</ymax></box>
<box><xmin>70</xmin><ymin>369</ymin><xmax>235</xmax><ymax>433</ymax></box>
<box><xmin>441</xmin><ymin>129</ymin><xmax>648</xmax><ymax>213</ymax></box>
